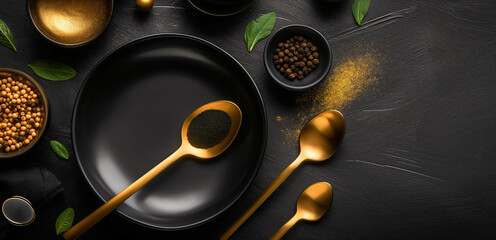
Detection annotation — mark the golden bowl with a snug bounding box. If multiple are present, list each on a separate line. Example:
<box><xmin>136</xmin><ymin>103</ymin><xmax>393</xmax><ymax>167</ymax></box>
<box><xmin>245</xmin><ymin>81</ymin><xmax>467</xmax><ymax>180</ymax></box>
<box><xmin>28</xmin><ymin>0</ymin><xmax>113</xmax><ymax>47</ymax></box>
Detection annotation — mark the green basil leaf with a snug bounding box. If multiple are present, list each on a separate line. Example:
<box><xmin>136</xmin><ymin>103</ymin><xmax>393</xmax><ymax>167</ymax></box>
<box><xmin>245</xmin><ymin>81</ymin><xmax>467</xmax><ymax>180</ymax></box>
<box><xmin>28</xmin><ymin>60</ymin><xmax>76</xmax><ymax>81</ymax></box>
<box><xmin>352</xmin><ymin>0</ymin><xmax>370</xmax><ymax>25</ymax></box>
<box><xmin>55</xmin><ymin>208</ymin><xmax>75</xmax><ymax>235</ymax></box>
<box><xmin>245</xmin><ymin>12</ymin><xmax>276</xmax><ymax>52</ymax></box>
<box><xmin>0</xmin><ymin>19</ymin><xmax>17</xmax><ymax>52</ymax></box>
<box><xmin>50</xmin><ymin>140</ymin><xmax>69</xmax><ymax>160</ymax></box>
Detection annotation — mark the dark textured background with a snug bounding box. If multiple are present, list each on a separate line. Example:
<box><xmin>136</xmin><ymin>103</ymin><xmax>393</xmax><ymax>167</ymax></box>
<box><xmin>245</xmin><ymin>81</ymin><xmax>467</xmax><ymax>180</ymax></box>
<box><xmin>1</xmin><ymin>0</ymin><xmax>496</xmax><ymax>239</ymax></box>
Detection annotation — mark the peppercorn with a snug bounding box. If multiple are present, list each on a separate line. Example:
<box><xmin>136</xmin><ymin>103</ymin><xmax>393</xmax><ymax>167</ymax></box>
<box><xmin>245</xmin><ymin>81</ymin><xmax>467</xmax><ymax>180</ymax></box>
<box><xmin>273</xmin><ymin>35</ymin><xmax>320</xmax><ymax>81</ymax></box>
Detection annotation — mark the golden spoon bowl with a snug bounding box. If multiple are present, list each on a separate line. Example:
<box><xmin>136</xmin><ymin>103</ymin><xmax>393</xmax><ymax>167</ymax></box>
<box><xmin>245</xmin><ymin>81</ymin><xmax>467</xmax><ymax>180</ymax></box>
<box><xmin>63</xmin><ymin>100</ymin><xmax>242</xmax><ymax>240</ymax></box>
<box><xmin>28</xmin><ymin>0</ymin><xmax>113</xmax><ymax>47</ymax></box>
<box><xmin>181</xmin><ymin>100</ymin><xmax>242</xmax><ymax>159</ymax></box>
<box><xmin>299</xmin><ymin>110</ymin><xmax>346</xmax><ymax>161</ymax></box>
<box><xmin>270</xmin><ymin>182</ymin><xmax>333</xmax><ymax>240</ymax></box>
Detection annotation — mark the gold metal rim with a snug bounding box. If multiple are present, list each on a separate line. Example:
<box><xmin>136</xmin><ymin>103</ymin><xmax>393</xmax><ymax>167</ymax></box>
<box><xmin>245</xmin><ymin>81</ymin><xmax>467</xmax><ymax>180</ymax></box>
<box><xmin>2</xmin><ymin>195</ymin><xmax>36</xmax><ymax>226</ymax></box>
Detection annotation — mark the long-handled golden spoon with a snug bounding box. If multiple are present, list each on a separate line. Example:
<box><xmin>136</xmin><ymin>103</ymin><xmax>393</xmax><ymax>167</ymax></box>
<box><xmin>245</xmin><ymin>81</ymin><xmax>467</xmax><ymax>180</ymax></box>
<box><xmin>269</xmin><ymin>182</ymin><xmax>333</xmax><ymax>240</ymax></box>
<box><xmin>221</xmin><ymin>110</ymin><xmax>345</xmax><ymax>240</ymax></box>
<box><xmin>63</xmin><ymin>100</ymin><xmax>242</xmax><ymax>240</ymax></box>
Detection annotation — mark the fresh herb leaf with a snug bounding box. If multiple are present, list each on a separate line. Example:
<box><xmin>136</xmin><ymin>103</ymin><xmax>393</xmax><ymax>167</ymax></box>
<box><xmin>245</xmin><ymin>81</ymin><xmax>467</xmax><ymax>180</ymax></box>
<box><xmin>50</xmin><ymin>140</ymin><xmax>69</xmax><ymax>160</ymax></box>
<box><xmin>352</xmin><ymin>0</ymin><xmax>370</xmax><ymax>25</ymax></box>
<box><xmin>245</xmin><ymin>12</ymin><xmax>276</xmax><ymax>52</ymax></box>
<box><xmin>0</xmin><ymin>19</ymin><xmax>17</xmax><ymax>52</ymax></box>
<box><xmin>28</xmin><ymin>60</ymin><xmax>76</xmax><ymax>81</ymax></box>
<box><xmin>55</xmin><ymin>208</ymin><xmax>75</xmax><ymax>235</ymax></box>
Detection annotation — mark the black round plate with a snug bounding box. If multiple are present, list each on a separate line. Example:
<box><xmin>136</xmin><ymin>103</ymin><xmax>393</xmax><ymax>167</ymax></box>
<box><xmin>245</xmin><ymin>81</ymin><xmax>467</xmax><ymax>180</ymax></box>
<box><xmin>264</xmin><ymin>25</ymin><xmax>332</xmax><ymax>91</ymax></box>
<box><xmin>72</xmin><ymin>34</ymin><xmax>266</xmax><ymax>230</ymax></box>
<box><xmin>188</xmin><ymin>0</ymin><xmax>254</xmax><ymax>16</ymax></box>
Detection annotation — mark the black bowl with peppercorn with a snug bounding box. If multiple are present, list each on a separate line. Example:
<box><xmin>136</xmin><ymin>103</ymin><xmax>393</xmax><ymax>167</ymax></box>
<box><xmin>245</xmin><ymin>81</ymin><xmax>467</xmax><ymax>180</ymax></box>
<box><xmin>0</xmin><ymin>68</ymin><xmax>49</xmax><ymax>159</ymax></box>
<box><xmin>264</xmin><ymin>25</ymin><xmax>332</xmax><ymax>91</ymax></box>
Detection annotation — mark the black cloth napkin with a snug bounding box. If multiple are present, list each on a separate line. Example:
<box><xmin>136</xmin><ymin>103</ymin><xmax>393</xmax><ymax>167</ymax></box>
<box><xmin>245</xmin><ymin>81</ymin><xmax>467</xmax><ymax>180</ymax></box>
<box><xmin>0</xmin><ymin>163</ymin><xmax>64</xmax><ymax>239</ymax></box>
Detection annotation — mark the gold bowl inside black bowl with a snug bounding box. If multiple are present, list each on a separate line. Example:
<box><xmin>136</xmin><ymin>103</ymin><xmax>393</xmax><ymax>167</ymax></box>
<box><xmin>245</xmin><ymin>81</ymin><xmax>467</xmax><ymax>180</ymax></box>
<box><xmin>0</xmin><ymin>68</ymin><xmax>49</xmax><ymax>159</ymax></box>
<box><xmin>28</xmin><ymin>0</ymin><xmax>113</xmax><ymax>47</ymax></box>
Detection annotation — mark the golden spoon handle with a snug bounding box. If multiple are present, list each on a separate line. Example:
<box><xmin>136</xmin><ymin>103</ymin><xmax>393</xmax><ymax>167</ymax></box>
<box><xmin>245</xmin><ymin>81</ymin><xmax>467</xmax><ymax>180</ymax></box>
<box><xmin>220</xmin><ymin>155</ymin><xmax>304</xmax><ymax>240</ymax></box>
<box><xmin>269</xmin><ymin>215</ymin><xmax>300</xmax><ymax>240</ymax></box>
<box><xmin>63</xmin><ymin>148</ymin><xmax>184</xmax><ymax>240</ymax></box>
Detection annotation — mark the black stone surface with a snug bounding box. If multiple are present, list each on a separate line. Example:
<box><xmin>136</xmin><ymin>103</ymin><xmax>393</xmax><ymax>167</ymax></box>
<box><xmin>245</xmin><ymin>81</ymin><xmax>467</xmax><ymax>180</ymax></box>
<box><xmin>1</xmin><ymin>0</ymin><xmax>495</xmax><ymax>239</ymax></box>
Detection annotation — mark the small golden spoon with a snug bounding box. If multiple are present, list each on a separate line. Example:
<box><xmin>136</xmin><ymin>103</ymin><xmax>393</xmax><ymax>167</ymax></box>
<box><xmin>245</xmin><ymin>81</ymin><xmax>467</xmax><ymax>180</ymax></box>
<box><xmin>221</xmin><ymin>110</ymin><xmax>345</xmax><ymax>239</ymax></box>
<box><xmin>63</xmin><ymin>100</ymin><xmax>242</xmax><ymax>240</ymax></box>
<box><xmin>270</xmin><ymin>182</ymin><xmax>333</xmax><ymax>240</ymax></box>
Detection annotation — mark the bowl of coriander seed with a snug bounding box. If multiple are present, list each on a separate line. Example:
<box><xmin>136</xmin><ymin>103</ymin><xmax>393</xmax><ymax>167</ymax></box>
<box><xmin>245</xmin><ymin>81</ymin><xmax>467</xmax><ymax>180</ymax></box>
<box><xmin>0</xmin><ymin>68</ymin><xmax>49</xmax><ymax>159</ymax></box>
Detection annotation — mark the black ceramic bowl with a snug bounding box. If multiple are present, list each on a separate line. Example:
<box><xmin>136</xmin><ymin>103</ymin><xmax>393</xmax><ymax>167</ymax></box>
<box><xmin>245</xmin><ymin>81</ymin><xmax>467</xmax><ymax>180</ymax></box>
<box><xmin>188</xmin><ymin>0</ymin><xmax>254</xmax><ymax>16</ymax></box>
<box><xmin>264</xmin><ymin>25</ymin><xmax>332</xmax><ymax>91</ymax></box>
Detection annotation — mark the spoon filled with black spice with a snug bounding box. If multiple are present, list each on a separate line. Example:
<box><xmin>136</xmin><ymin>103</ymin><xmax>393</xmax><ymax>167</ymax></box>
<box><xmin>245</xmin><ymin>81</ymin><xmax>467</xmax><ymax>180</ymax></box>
<box><xmin>63</xmin><ymin>100</ymin><xmax>242</xmax><ymax>240</ymax></box>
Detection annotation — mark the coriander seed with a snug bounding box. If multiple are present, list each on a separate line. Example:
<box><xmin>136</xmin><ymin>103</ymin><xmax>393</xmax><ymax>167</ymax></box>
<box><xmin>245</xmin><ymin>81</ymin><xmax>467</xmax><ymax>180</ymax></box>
<box><xmin>0</xmin><ymin>72</ymin><xmax>44</xmax><ymax>153</ymax></box>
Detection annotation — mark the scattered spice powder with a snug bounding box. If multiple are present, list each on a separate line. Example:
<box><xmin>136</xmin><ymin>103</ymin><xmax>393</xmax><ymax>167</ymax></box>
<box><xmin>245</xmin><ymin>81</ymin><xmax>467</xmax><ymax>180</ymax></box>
<box><xmin>276</xmin><ymin>49</ymin><xmax>382</xmax><ymax>145</ymax></box>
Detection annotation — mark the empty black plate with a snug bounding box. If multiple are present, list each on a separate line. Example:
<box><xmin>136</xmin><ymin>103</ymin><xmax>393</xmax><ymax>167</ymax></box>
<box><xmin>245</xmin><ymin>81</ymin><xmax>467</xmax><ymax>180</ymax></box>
<box><xmin>72</xmin><ymin>34</ymin><xmax>266</xmax><ymax>230</ymax></box>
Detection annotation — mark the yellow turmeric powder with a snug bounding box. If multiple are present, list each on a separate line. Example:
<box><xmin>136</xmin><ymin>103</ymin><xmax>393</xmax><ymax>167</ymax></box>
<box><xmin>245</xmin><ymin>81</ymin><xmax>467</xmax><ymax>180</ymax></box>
<box><xmin>276</xmin><ymin>47</ymin><xmax>382</xmax><ymax>145</ymax></box>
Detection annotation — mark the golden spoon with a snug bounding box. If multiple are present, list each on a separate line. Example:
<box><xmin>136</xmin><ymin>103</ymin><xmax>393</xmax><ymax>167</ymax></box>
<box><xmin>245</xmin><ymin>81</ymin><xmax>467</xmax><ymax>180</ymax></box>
<box><xmin>63</xmin><ymin>100</ymin><xmax>242</xmax><ymax>240</ymax></box>
<box><xmin>221</xmin><ymin>110</ymin><xmax>345</xmax><ymax>240</ymax></box>
<box><xmin>269</xmin><ymin>182</ymin><xmax>333</xmax><ymax>240</ymax></box>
